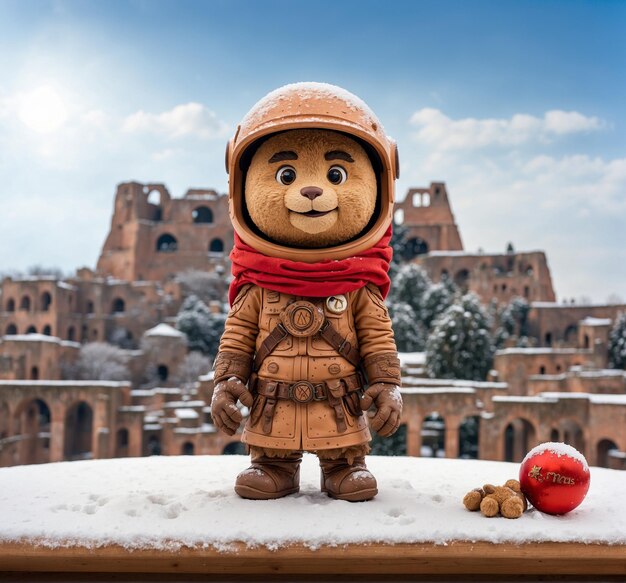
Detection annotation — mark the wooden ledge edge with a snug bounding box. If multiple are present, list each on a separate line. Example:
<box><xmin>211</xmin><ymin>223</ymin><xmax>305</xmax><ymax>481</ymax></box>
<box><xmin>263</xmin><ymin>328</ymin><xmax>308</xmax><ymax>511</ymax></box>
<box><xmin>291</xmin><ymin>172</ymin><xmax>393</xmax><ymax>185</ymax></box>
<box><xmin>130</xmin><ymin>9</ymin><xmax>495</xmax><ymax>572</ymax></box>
<box><xmin>0</xmin><ymin>540</ymin><xmax>624</xmax><ymax>575</ymax></box>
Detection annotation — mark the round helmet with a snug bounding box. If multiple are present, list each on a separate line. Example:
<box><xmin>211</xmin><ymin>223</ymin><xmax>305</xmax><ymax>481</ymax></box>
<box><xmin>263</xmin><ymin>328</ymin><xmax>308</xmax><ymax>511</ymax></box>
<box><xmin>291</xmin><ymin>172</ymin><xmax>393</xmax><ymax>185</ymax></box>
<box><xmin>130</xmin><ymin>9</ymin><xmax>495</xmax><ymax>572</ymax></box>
<box><xmin>226</xmin><ymin>82</ymin><xmax>399</xmax><ymax>263</ymax></box>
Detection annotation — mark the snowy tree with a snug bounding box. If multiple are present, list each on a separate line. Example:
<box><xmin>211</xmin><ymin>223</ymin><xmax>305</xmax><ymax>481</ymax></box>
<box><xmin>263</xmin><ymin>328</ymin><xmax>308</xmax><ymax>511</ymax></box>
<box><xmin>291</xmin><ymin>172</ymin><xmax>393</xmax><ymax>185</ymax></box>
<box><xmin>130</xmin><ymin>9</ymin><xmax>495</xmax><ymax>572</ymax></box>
<box><xmin>608</xmin><ymin>313</ymin><xmax>626</xmax><ymax>370</ymax></box>
<box><xmin>494</xmin><ymin>297</ymin><xmax>530</xmax><ymax>348</ymax></box>
<box><xmin>174</xmin><ymin>352</ymin><xmax>213</xmax><ymax>396</ymax></box>
<box><xmin>389</xmin><ymin>302</ymin><xmax>426</xmax><ymax>352</ymax></box>
<box><xmin>388</xmin><ymin>264</ymin><xmax>432</xmax><ymax>314</ymax></box>
<box><xmin>389</xmin><ymin>220</ymin><xmax>410</xmax><ymax>276</ymax></box>
<box><xmin>176</xmin><ymin>269</ymin><xmax>228</xmax><ymax>305</ymax></box>
<box><xmin>425</xmin><ymin>293</ymin><xmax>495</xmax><ymax>381</ymax></box>
<box><xmin>70</xmin><ymin>342</ymin><xmax>131</xmax><ymax>381</ymax></box>
<box><xmin>421</xmin><ymin>277</ymin><xmax>457</xmax><ymax>330</ymax></box>
<box><xmin>175</xmin><ymin>295</ymin><xmax>226</xmax><ymax>358</ymax></box>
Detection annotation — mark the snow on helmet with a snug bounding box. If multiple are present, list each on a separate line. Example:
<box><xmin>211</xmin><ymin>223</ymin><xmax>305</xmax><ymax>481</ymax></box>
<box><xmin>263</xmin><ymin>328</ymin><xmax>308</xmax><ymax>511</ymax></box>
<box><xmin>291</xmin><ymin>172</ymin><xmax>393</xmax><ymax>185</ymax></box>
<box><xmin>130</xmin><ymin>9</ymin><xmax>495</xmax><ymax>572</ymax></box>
<box><xmin>226</xmin><ymin>82</ymin><xmax>399</xmax><ymax>262</ymax></box>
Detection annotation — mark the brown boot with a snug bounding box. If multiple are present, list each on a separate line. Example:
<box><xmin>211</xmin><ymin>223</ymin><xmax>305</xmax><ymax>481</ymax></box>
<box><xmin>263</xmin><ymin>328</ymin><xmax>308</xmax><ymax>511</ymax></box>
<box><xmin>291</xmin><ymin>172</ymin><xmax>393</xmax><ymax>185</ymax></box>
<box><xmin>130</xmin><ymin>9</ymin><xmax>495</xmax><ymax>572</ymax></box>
<box><xmin>235</xmin><ymin>451</ymin><xmax>302</xmax><ymax>500</ymax></box>
<box><xmin>319</xmin><ymin>456</ymin><xmax>378</xmax><ymax>502</ymax></box>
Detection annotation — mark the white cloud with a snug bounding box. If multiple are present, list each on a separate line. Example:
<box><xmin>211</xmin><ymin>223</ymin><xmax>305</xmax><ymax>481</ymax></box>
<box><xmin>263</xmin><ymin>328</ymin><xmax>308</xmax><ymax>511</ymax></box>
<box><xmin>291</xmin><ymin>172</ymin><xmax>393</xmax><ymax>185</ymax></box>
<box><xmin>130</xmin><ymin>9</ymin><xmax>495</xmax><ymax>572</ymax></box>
<box><xmin>410</xmin><ymin>108</ymin><xmax>605</xmax><ymax>151</ymax></box>
<box><xmin>122</xmin><ymin>102</ymin><xmax>228</xmax><ymax>140</ymax></box>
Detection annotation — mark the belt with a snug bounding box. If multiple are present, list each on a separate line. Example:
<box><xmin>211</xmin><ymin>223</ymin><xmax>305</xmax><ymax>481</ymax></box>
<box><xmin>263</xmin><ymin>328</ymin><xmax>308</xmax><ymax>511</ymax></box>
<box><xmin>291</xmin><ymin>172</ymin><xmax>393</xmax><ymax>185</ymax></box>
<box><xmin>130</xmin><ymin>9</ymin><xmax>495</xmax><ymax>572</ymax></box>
<box><xmin>255</xmin><ymin>373</ymin><xmax>363</xmax><ymax>405</ymax></box>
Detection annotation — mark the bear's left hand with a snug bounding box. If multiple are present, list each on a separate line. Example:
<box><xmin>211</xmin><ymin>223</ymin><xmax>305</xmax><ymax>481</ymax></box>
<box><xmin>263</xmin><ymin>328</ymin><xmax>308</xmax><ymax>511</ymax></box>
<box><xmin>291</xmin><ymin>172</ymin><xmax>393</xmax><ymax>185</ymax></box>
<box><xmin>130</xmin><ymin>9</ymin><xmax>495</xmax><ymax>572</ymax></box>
<box><xmin>360</xmin><ymin>383</ymin><xmax>403</xmax><ymax>437</ymax></box>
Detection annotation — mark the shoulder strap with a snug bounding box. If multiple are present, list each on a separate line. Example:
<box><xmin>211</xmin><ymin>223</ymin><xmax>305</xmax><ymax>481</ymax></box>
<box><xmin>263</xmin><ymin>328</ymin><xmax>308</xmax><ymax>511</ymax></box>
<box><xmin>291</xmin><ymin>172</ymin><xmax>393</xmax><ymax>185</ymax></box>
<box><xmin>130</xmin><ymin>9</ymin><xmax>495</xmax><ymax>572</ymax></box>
<box><xmin>319</xmin><ymin>320</ymin><xmax>361</xmax><ymax>368</ymax></box>
<box><xmin>253</xmin><ymin>323</ymin><xmax>288</xmax><ymax>372</ymax></box>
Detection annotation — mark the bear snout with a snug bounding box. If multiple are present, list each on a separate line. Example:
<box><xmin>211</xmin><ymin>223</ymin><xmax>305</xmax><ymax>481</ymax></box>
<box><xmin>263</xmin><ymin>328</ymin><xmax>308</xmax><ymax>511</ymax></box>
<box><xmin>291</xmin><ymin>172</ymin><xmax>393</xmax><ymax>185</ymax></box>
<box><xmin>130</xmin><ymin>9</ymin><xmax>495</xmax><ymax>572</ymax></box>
<box><xmin>300</xmin><ymin>186</ymin><xmax>323</xmax><ymax>201</ymax></box>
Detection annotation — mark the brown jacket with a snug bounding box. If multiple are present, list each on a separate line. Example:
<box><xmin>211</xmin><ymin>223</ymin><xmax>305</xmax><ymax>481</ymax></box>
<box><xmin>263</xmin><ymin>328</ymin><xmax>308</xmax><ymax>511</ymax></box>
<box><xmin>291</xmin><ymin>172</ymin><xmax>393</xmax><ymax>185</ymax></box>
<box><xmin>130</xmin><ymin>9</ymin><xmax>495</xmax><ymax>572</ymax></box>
<box><xmin>215</xmin><ymin>283</ymin><xmax>399</xmax><ymax>451</ymax></box>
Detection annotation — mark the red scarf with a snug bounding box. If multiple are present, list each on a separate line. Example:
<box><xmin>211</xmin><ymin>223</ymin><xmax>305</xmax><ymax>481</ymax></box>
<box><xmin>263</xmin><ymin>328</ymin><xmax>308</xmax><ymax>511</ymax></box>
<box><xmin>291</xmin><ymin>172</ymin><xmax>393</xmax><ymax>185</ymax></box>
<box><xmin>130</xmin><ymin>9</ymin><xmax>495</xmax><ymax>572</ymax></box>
<box><xmin>229</xmin><ymin>226</ymin><xmax>392</xmax><ymax>304</ymax></box>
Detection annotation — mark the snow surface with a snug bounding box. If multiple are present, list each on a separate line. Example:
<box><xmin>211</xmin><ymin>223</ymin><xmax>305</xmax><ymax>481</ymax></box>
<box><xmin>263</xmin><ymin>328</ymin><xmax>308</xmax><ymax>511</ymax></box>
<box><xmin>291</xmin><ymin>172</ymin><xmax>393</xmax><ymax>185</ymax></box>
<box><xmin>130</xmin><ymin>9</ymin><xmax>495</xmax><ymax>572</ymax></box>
<box><xmin>398</xmin><ymin>352</ymin><xmax>426</xmax><ymax>367</ymax></box>
<box><xmin>581</xmin><ymin>317</ymin><xmax>612</xmax><ymax>326</ymax></box>
<box><xmin>0</xmin><ymin>456</ymin><xmax>624</xmax><ymax>551</ymax></box>
<box><xmin>144</xmin><ymin>323</ymin><xmax>186</xmax><ymax>338</ymax></box>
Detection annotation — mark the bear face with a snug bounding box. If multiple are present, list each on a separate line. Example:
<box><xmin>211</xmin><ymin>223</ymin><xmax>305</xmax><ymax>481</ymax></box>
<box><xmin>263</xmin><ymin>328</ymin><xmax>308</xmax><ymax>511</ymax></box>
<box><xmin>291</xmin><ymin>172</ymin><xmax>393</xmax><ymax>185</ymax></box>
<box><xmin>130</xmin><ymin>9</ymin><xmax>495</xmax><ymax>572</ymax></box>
<box><xmin>244</xmin><ymin>129</ymin><xmax>377</xmax><ymax>248</ymax></box>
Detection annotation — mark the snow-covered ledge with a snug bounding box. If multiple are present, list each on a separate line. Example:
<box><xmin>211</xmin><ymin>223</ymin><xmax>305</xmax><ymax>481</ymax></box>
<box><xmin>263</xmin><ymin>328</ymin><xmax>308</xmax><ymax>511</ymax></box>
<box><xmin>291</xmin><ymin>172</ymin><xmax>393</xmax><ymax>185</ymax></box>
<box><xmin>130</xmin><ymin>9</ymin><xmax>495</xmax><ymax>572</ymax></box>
<box><xmin>0</xmin><ymin>456</ymin><xmax>624</xmax><ymax>576</ymax></box>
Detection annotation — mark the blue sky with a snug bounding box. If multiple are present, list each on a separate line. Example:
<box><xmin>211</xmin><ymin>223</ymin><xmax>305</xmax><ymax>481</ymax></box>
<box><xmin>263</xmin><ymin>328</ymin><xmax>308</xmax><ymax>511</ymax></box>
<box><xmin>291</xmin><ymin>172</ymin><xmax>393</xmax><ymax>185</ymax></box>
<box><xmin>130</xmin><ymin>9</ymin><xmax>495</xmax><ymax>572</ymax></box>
<box><xmin>0</xmin><ymin>0</ymin><xmax>625</xmax><ymax>302</ymax></box>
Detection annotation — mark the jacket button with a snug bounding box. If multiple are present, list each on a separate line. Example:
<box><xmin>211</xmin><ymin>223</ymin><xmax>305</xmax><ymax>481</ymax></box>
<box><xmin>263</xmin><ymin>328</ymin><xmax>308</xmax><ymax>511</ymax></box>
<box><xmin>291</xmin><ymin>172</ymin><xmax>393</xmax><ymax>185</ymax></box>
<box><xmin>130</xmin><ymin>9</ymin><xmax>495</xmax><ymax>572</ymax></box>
<box><xmin>329</xmin><ymin>363</ymin><xmax>341</xmax><ymax>375</ymax></box>
<box><xmin>267</xmin><ymin>362</ymin><xmax>279</xmax><ymax>373</ymax></box>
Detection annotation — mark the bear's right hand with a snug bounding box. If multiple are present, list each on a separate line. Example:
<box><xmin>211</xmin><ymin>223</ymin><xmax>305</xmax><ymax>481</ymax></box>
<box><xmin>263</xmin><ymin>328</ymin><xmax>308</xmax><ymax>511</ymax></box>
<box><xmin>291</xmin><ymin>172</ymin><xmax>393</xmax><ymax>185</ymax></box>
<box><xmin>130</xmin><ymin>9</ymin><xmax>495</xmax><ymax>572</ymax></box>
<box><xmin>210</xmin><ymin>378</ymin><xmax>254</xmax><ymax>436</ymax></box>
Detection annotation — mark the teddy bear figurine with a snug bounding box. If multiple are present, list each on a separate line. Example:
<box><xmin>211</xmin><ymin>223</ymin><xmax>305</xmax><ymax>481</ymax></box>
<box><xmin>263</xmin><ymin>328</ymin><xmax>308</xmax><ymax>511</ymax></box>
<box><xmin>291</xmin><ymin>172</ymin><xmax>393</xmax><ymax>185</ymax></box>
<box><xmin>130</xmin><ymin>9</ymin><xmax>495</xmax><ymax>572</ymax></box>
<box><xmin>463</xmin><ymin>479</ymin><xmax>528</xmax><ymax>518</ymax></box>
<box><xmin>210</xmin><ymin>82</ymin><xmax>402</xmax><ymax>502</ymax></box>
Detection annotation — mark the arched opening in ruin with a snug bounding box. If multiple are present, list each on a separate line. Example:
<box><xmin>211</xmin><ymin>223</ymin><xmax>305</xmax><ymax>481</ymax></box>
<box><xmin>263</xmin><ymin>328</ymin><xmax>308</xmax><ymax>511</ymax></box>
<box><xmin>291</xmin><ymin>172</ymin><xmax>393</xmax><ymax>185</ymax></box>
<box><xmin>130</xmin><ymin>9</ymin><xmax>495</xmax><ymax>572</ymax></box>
<box><xmin>459</xmin><ymin>416</ymin><xmax>480</xmax><ymax>459</ymax></box>
<box><xmin>393</xmin><ymin>209</ymin><xmax>404</xmax><ymax>224</ymax></box>
<box><xmin>40</xmin><ymin>292</ymin><xmax>52</xmax><ymax>311</ymax></box>
<box><xmin>157</xmin><ymin>365</ymin><xmax>169</xmax><ymax>381</ymax></box>
<box><xmin>81</xmin><ymin>324</ymin><xmax>88</xmax><ymax>342</ymax></box>
<box><xmin>422</xmin><ymin>193</ymin><xmax>430</xmax><ymax>206</ymax></box>
<box><xmin>222</xmin><ymin>441</ymin><xmax>247</xmax><ymax>455</ymax></box>
<box><xmin>405</xmin><ymin>237</ymin><xmax>429</xmax><ymax>258</ymax></box>
<box><xmin>111</xmin><ymin>298</ymin><xmax>125</xmax><ymax>314</ymax></box>
<box><xmin>596</xmin><ymin>439</ymin><xmax>618</xmax><ymax>468</ymax></box>
<box><xmin>192</xmin><ymin>206</ymin><xmax>213</xmax><ymax>224</ymax></box>
<box><xmin>454</xmin><ymin>269</ymin><xmax>470</xmax><ymax>291</ymax></box>
<box><xmin>441</xmin><ymin>269</ymin><xmax>449</xmax><ymax>281</ymax></box>
<box><xmin>209</xmin><ymin>238</ymin><xmax>224</xmax><ymax>253</ymax></box>
<box><xmin>43</xmin><ymin>325</ymin><xmax>52</xmax><ymax>335</ymax></box>
<box><xmin>156</xmin><ymin>234</ymin><xmax>177</xmax><ymax>253</ymax></box>
<box><xmin>30</xmin><ymin>366</ymin><xmax>39</xmax><ymax>380</ymax></box>
<box><xmin>559</xmin><ymin>419</ymin><xmax>584</xmax><ymax>454</ymax></box>
<box><xmin>64</xmin><ymin>401</ymin><xmax>93</xmax><ymax>461</ymax></box>
<box><xmin>556</xmin><ymin>364</ymin><xmax>562</xmax><ymax>373</ymax></box>
<box><xmin>147</xmin><ymin>435</ymin><xmax>162</xmax><ymax>456</ymax></box>
<box><xmin>504</xmin><ymin>418</ymin><xmax>536</xmax><ymax>462</ymax></box>
<box><xmin>182</xmin><ymin>441</ymin><xmax>195</xmax><ymax>455</ymax></box>
<box><xmin>20</xmin><ymin>296</ymin><xmax>31</xmax><ymax>311</ymax></box>
<box><xmin>147</xmin><ymin>190</ymin><xmax>163</xmax><ymax>222</ymax></box>
<box><xmin>421</xmin><ymin>413</ymin><xmax>445</xmax><ymax>458</ymax></box>
<box><xmin>550</xmin><ymin>428</ymin><xmax>560</xmax><ymax>442</ymax></box>
<box><xmin>524</xmin><ymin>286</ymin><xmax>530</xmax><ymax>298</ymax></box>
<box><xmin>67</xmin><ymin>326</ymin><xmax>76</xmax><ymax>341</ymax></box>
<box><xmin>412</xmin><ymin>192</ymin><xmax>423</xmax><ymax>207</ymax></box>
<box><xmin>13</xmin><ymin>398</ymin><xmax>51</xmax><ymax>465</ymax></box>
<box><xmin>564</xmin><ymin>324</ymin><xmax>578</xmax><ymax>345</ymax></box>
<box><xmin>26</xmin><ymin>325</ymin><xmax>37</xmax><ymax>334</ymax></box>
<box><xmin>539</xmin><ymin>365</ymin><xmax>546</xmax><ymax>374</ymax></box>
<box><xmin>116</xmin><ymin>428</ymin><xmax>129</xmax><ymax>458</ymax></box>
<box><xmin>584</xmin><ymin>334</ymin><xmax>590</xmax><ymax>349</ymax></box>
<box><xmin>544</xmin><ymin>332</ymin><xmax>552</xmax><ymax>347</ymax></box>
<box><xmin>5</xmin><ymin>323</ymin><xmax>17</xmax><ymax>335</ymax></box>
<box><xmin>5</xmin><ymin>298</ymin><xmax>15</xmax><ymax>312</ymax></box>
<box><xmin>86</xmin><ymin>300</ymin><xmax>94</xmax><ymax>314</ymax></box>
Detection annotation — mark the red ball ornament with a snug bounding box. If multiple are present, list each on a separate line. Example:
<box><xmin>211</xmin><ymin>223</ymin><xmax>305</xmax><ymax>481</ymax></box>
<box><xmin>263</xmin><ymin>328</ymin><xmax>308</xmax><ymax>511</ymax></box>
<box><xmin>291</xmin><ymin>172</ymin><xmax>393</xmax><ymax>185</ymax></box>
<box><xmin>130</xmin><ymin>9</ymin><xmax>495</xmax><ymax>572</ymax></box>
<box><xmin>519</xmin><ymin>442</ymin><xmax>590</xmax><ymax>515</ymax></box>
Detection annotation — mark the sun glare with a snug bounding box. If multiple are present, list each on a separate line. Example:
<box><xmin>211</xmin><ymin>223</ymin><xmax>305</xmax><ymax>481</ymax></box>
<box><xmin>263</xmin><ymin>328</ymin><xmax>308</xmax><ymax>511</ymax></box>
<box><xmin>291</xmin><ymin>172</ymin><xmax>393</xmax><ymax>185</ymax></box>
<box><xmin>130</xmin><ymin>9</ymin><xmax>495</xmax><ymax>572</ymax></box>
<box><xmin>18</xmin><ymin>85</ymin><xmax>68</xmax><ymax>133</ymax></box>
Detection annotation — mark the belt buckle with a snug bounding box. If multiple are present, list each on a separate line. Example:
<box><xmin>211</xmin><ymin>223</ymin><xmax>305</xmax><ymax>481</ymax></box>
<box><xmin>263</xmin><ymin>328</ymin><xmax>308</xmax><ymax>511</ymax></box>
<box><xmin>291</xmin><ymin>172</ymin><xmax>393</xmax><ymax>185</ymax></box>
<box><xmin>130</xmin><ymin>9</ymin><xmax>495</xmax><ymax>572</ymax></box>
<box><xmin>289</xmin><ymin>381</ymin><xmax>315</xmax><ymax>404</ymax></box>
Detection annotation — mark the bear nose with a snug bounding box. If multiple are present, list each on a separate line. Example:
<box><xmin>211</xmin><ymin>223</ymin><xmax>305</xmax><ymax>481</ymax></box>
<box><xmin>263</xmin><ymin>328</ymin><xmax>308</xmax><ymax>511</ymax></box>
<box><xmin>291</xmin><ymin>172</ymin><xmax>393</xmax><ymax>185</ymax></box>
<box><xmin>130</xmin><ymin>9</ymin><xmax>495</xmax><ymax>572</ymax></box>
<box><xmin>300</xmin><ymin>186</ymin><xmax>323</xmax><ymax>201</ymax></box>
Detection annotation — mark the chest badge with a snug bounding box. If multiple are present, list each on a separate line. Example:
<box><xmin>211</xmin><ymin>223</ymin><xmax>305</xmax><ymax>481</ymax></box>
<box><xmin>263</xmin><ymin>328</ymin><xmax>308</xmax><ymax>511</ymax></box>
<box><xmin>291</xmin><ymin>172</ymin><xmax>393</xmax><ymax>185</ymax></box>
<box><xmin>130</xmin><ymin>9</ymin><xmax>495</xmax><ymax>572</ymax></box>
<box><xmin>280</xmin><ymin>301</ymin><xmax>325</xmax><ymax>337</ymax></box>
<box><xmin>326</xmin><ymin>294</ymin><xmax>348</xmax><ymax>314</ymax></box>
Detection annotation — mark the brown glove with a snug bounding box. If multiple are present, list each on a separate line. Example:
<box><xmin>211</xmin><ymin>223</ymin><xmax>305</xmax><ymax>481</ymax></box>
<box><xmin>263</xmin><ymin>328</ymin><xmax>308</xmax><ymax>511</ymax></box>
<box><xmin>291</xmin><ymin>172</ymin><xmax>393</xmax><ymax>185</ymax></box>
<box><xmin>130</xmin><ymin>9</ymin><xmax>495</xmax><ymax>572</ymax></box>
<box><xmin>210</xmin><ymin>378</ymin><xmax>254</xmax><ymax>436</ymax></box>
<box><xmin>360</xmin><ymin>383</ymin><xmax>403</xmax><ymax>437</ymax></box>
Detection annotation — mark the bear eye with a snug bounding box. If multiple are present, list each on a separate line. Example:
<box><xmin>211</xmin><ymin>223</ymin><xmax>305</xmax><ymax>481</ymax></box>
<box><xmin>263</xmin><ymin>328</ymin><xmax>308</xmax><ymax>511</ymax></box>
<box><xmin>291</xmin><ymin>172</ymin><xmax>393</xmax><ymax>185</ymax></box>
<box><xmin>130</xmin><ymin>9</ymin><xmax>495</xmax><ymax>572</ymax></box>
<box><xmin>327</xmin><ymin>165</ymin><xmax>347</xmax><ymax>185</ymax></box>
<box><xmin>276</xmin><ymin>166</ymin><xmax>296</xmax><ymax>185</ymax></box>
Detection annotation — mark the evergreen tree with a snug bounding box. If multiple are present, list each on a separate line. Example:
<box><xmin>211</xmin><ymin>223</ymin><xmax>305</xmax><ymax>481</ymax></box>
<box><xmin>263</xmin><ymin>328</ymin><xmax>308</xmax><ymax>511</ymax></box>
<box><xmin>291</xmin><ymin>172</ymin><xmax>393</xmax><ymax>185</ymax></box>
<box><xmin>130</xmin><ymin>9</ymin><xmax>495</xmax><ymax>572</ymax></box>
<box><xmin>608</xmin><ymin>313</ymin><xmax>626</xmax><ymax>369</ymax></box>
<box><xmin>389</xmin><ymin>302</ymin><xmax>426</xmax><ymax>352</ymax></box>
<box><xmin>175</xmin><ymin>295</ymin><xmax>226</xmax><ymax>358</ymax></box>
<box><xmin>369</xmin><ymin>424</ymin><xmax>407</xmax><ymax>456</ymax></box>
<box><xmin>494</xmin><ymin>297</ymin><xmax>530</xmax><ymax>348</ymax></box>
<box><xmin>425</xmin><ymin>293</ymin><xmax>495</xmax><ymax>381</ymax></box>
<box><xmin>388</xmin><ymin>263</ymin><xmax>432</xmax><ymax>315</ymax></box>
<box><xmin>421</xmin><ymin>277</ymin><xmax>457</xmax><ymax>330</ymax></box>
